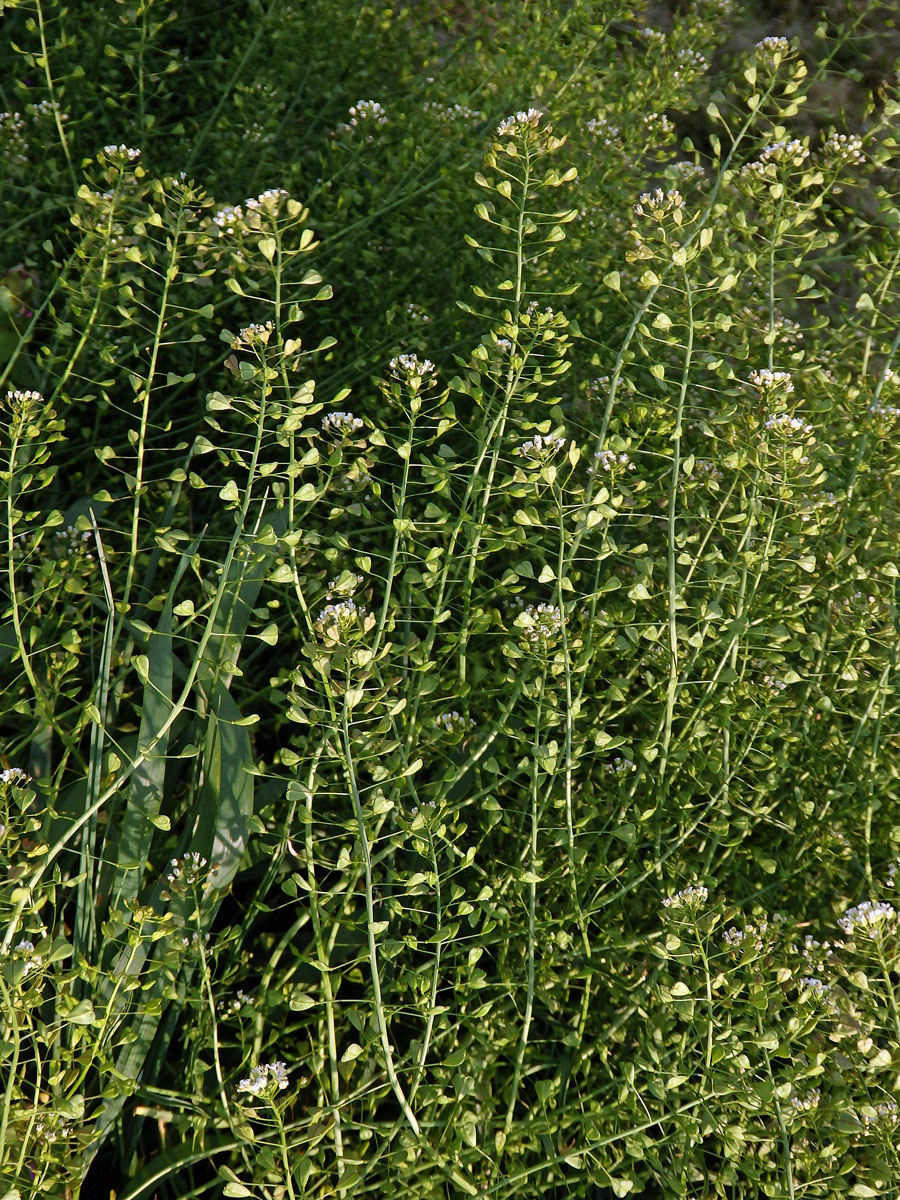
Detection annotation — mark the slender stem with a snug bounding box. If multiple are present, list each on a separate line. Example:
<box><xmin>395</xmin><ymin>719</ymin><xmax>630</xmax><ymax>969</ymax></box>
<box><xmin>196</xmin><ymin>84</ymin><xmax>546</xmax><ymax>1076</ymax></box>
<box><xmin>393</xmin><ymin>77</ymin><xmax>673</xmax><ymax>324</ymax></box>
<box><xmin>35</xmin><ymin>0</ymin><xmax>77</xmax><ymax>192</ymax></box>
<box><xmin>504</xmin><ymin>673</ymin><xmax>542</xmax><ymax>1135</ymax></box>
<box><xmin>339</xmin><ymin>687</ymin><xmax>420</xmax><ymax>1137</ymax></box>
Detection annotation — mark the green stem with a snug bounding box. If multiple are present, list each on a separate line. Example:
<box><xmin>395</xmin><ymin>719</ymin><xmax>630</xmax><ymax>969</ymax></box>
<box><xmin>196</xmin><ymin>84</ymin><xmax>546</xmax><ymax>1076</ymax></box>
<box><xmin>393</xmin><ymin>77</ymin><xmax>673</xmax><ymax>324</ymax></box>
<box><xmin>339</xmin><ymin>687</ymin><xmax>420</xmax><ymax>1137</ymax></box>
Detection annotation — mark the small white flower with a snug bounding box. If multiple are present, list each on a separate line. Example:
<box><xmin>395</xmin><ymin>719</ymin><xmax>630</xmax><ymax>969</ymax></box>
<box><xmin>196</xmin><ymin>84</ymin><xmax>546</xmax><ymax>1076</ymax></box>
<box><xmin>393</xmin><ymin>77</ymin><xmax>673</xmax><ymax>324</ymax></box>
<box><xmin>232</xmin><ymin>321</ymin><xmax>274</xmax><ymax>349</ymax></box>
<box><xmin>244</xmin><ymin>187</ymin><xmax>289</xmax><ymax>210</ymax></box>
<box><xmin>389</xmin><ymin>353</ymin><xmax>436</xmax><ymax>378</ymax></box>
<box><xmin>764</xmin><ymin>412</ymin><xmax>813</xmax><ymax>438</ymax></box>
<box><xmin>424</xmin><ymin>101</ymin><xmax>482</xmax><ymax>123</ymax></box>
<box><xmin>586</xmin><ymin>116</ymin><xmax>620</xmax><ymax>146</ymax></box>
<box><xmin>237</xmin><ymin>1061</ymin><xmax>290</xmax><ymax>1098</ymax></box>
<box><xmin>102</xmin><ymin>144</ymin><xmax>141</xmax><ymax>162</ymax></box>
<box><xmin>823</xmin><ymin>132</ymin><xmax>864</xmax><ymax>164</ymax></box>
<box><xmin>496</xmin><ymin>108</ymin><xmax>543</xmax><ymax>137</ymax></box>
<box><xmin>317</xmin><ymin>598</ymin><xmax>364</xmax><ymax>640</ymax></box>
<box><xmin>869</xmin><ymin>402</ymin><xmax>900</xmax><ymax>422</ymax></box>
<box><xmin>212</xmin><ymin>204</ymin><xmax>244</xmax><ymax>235</ymax></box>
<box><xmin>5</xmin><ymin>389</ymin><xmax>44</xmax><ymax>407</ymax></box>
<box><xmin>322</xmin><ymin>411</ymin><xmax>364</xmax><ymax>437</ymax></box>
<box><xmin>13</xmin><ymin>940</ymin><xmax>43</xmax><ymax>974</ymax></box>
<box><xmin>859</xmin><ymin>1101</ymin><xmax>900</xmax><ymax>1131</ymax></box>
<box><xmin>749</xmin><ymin>368</ymin><xmax>794</xmax><ymax>393</ymax></box>
<box><xmin>723</xmin><ymin>922</ymin><xmax>767</xmax><ymax>951</ymax></box>
<box><xmin>790</xmin><ymin>1088</ymin><xmax>821</xmax><ymax>1113</ymax></box>
<box><xmin>604</xmin><ymin>756</ymin><xmax>636</xmax><ymax>776</ymax></box>
<box><xmin>637</xmin><ymin>27</ymin><xmax>667</xmax><ymax>47</ymax></box>
<box><xmin>759</xmin><ymin>139</ymin><xmax>809</xmax><ymax>164</ymax></box>
<box><xmin>674</xmin><ymin>48</ymin><xmax>709</xmax><ymax>77</ymax></box>
<box><xmin>799</xmin><ymin>976</ymin><xmax>830</xmax><ymax>1000</ymax></box>
<box><xmin>166</xmin><ymin>852</ymin><xmax>208</xmax><ymax>886</ymax></box>
<box><xmin>517</xmin><ymin>434</ymin><xmax>566</xmax><ymax>462</ymax></box>
<box><xmin>591</xmin><ymin>449</ymin><xmax>634</xmax><ymax>475</ymax></box>
<box><xmin>434</xmin><ymin>711</ymin><xmax>475</xmax><ymax>734</ymax></box>
<box><xmin>338</xmin><ymin>100</ymin><xmax>388</xmax><ymax>133</ymax></box>
<box><xmin>633</xmin><ymin>188</ymin><xmax>684</xmax><ymax>219</ymax></box>
<box><xmin>669</xmin><ymin>161</ymin><xmax>706</xmax><ymax>186</ymax></box>
<box><xmin>755</xmin><ymin>36</ymin><xmax>792</xmax><ymax>61</ymax></box>
<box><xmin>0</xmin><ymin>767</ymin><xmax>31</xmax><ymax>786</ymax></box>
<box><xmin>838</xmin><ymin>900</ymin><xmax>898</xmax><ymax>938</ymax></box>
<box><xmin>643</xmin><ymin>112</ymin><xmax>675</xmax><ymax>137</ymax></box>
<box><xmin>519</xmin><ymin>603</ymin><xmax>563</xmax><ymax>649</ymax></box>
<box><xmin>662</xmin><ymin>883</ymin><xmax>709</xmax><ymax>912</ymax></box>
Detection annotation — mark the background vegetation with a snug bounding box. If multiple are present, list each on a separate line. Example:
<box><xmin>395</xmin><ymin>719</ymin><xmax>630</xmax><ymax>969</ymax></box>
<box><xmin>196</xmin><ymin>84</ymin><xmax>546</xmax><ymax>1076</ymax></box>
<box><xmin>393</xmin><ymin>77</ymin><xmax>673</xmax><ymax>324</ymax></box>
<box><xmin>3</xmin><ymin>0</ymin><xmax>900</xmax><ymax>1196</ymax></box>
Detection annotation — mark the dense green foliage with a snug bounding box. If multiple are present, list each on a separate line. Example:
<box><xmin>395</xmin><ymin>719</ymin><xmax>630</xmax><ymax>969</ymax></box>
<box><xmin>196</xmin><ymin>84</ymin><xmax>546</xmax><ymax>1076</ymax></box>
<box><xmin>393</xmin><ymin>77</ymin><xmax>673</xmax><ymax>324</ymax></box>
<box><xmin>4</xmin><ymin>0</ymin><xmax>900</xmax><ymax>1196</ymax></box>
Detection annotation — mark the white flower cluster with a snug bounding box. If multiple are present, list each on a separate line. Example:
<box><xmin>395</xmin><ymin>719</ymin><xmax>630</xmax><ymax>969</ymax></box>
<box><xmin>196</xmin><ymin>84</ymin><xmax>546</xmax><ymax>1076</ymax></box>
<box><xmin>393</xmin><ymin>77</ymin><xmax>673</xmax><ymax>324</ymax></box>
<box><xmin>212</xmin><ymin>204</ymin><xmax>243</xmax><ymax>235</ymax></box>
<box><xmin>103</xmin><ymin>144</ymin><xmax>141</xmax><ymax>162</ymax></box>
<box><xmin>517</xmin><ymin>434</ymin><xmax>566</xmax><ymax>462</ymax></box>
<box><xmin>434</xmin><ymin>711</ymin><xmax>475</xmax><ymax>734</ymax></box>
<box><xmin>322</xmin><ymin>411</ymin><xmax>364</xmax><ymax>437</ymax></box>
<box><xmin>586</xmin><ymin>116</ymin><xmax>621</xmax><ymax>146</ymax></box>
<box><xmin>790</xmin><ymin>1089</ymin><xmax>821</xmax><ymax>1113</ymax></box>
<box><xmin>245</xmin><ymin>121</ymin><xmax>271</xmax><ymax>146</ymax></box>
<box><xmin>496</xmin><ymin>108</ymin><xmax>543</xmax><ymax>137</ymax></box>
<box><xmin>669</xmin><ymin>161</ymin><xmax>706</xmax><ymax>186</ymax></box>
<box><xmin>237</xmin><ymin>1061</ymin><xmax>290</xmax><ymax>1097</ymax></box>
<box><xmin>339</xmin><ymin>100</ymin><xmax>388</xmax><ymax>132</ymax></box>
<box><xmin>673</xmin><ymin>48</ymin><xmax>709</xmax><ymax>80</ymax></box>
<box><xmin>0</xmin><ymin>767</ymin><xmax>31</xmax><ymax>787</ymax></box>
<box><xmin>423</xmin><ymin>101</ymin><xmax>481</xmax><ymax>123</ymax></box>
<box><xmin>869</xmin><ymin>402</ymin><xmax>900</xmax><ymax>422</ymax></box>
<box><xmin>633</xmin><ymin>188</ymin><xmax>685</xmax><ymax>219</ymax></box>
<box><xmin>166</xmin><ymin>852</ymin><xmax>208</xmax><ymax>886</ymax></box>
<box><xmin>14</xmin><ymin>940</ymin><xmax>43</xmax><ymax>975</ymax></box>
<box><xmin>765</xmin><ymin>413</ymin><xmax>813</xmax><ymax>437</ymax></box>
<box><xmin>859</xmin><ymin>1101</ymin><xmax>900</xmax><ymax>1130</ymax></box>
<box><xmin>520</xmin><ymin>602</ymin><xmax>562</xmax><ymax>648</ymax></box>
<box><xmin>759</xmin><ymin>139</ymin><xmax>809</xmax><ymax>164</ymax></box>
<box><xmin>31</xmin><ymin>1112</ymin><xmax>73</xmax><ymax>1144</ymax></box>
<box><xmin>662</xmin><ymin>883</ymin><xmax>709</xmax><ymax>912</ymax></box>
<box><xmin>31</xmin><ymin>99</ymin><xmax>68</xmax><ymax>122</ymax></box>
<box><xmin>524</xmin><ymin>300</ymin><xmax>555</xmax><ymax>318</ymax></box>
<box><xmin>643</xmin><ymin>112</ymin><xmax>675</xmax><ymax>137</ymax></box>
<box><xmin>0</xmin><ymin>111</ymin><xmax>28</xmax><ymax>170</ymax></box>
<box><xmin>749</xmin><ymin>368</ymin><xmax>794</xmax><ymax>393</ymax></box>
<box><xmin>799</xmin><ymin>976</ymin><xmax>830</xmax><ymax>1000</ymax></box>
<box><xmin>182</xmin><ymin>930</ymin><xmax>210</xmax><ymax>950</ymax></box>
<box><xmin>692</xmin><ymin>459</ymin><xmax>723</xmax><ymax>482</ymax></box>
<box><xmin>232</xmin><ymin>321</ymin><xmax>274</xmax><ymax>348</ymax></box>
<box><xmin>324</xmin><ymin>572</ymin><xmax>364</xmax><ymax>599</ymax></box>
<box><xmin>592</xmin><ymin>449</ymin><xmax>634</xmax><ymax>474</ymax></box>
<box><xmin>405</xmin><ymin>302</ymin><xmax>430</xmax><ymax>323</ymax></box>
<box><xmin>389</xmin><ymin>353</ymin><xmax>436</xmax><ymax>377</ymax></box>
<box><xmin>823</xmin><ymin>132</ymin><xmax>864</xmax><ymax>164</ymax></box>
<box><xmin>761</xmin><ymin>672</ymin><xmax>789</xmax><ymax>693</ymax></box>
<box><xmin>723</xmin><ymin>921</ymin><xmax>767</xmax><ymax>951</ymax></box>
<box><xmin>317</xmin><ymin>598</ymin><xmax>364</xmax><ymax>637</ymax></box>
<box><xmin>604</xmin><ymin>756</ymin><xmax>636</xmax><ymax>776</ymax></box>
<box><xmin>637</xmin><ymin>27</ymin><xmax>666</xmax><ymax>47</ymax></box>
<box><xmin>838</xmin><ymin>900</ymin><xmax>898</xmax><ymax>938</ymax></box>
<box><xmin>212</xmin><ymin>190</ymin><xmax>287</xmax><ymax>237</ymax></box>
<box><xmin>755</xmin><ymin>35</ymin><xmax>792</xmax><ymax>61</ymax></box>
<box><xmin>245</xmin><ymin>187</ymin><xmax>289</xmax><ymax>210</ymax></box>
<box><xmin>802</xmin><ymin>934</ymin><xmax>838</xmax><ymax>967</ymax></box>
<box><xmin>219</xmin><ymin>989</ymin><xmax>255</xmax><ymax>1015</ymax></box>
<box><xmin>6</xmin><ymin>388</ymin><xmax>44</xmax><ymax>407</ymax></box>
